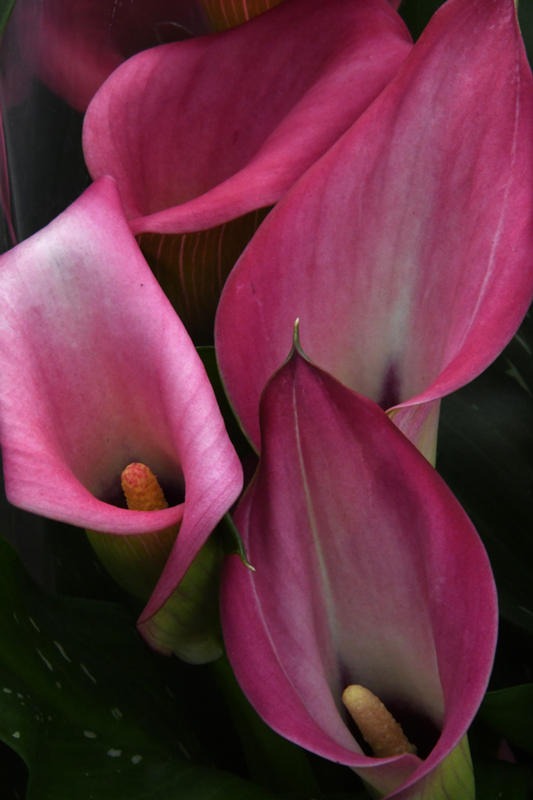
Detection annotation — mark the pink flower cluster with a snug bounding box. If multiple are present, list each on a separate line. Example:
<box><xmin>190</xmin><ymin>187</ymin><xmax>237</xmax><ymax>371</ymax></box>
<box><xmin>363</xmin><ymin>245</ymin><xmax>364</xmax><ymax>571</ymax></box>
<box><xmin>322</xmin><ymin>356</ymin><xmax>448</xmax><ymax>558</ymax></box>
<box><xmin>1</xmin><ymin>0</ymin><xmax>531</xmax><ymax>795</ymax></box>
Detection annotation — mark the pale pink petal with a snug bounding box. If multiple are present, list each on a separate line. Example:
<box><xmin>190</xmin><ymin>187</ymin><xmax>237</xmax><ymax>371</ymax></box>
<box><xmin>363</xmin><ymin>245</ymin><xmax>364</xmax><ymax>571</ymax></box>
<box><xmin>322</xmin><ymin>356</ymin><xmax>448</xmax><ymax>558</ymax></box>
<box><xmin>0</xmin><ymin>176</ymin><xmax>242</xmax><ymax>617</ymax></box>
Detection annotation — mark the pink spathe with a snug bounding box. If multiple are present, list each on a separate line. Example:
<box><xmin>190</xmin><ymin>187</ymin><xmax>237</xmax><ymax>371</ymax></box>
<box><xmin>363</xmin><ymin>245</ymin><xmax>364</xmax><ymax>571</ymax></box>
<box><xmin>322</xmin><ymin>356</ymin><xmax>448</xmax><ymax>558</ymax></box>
<box><xmin>0</xmin><ymin>176</ymin><xmax>242</xmax><ymax>626</ymax></box>
<box><xmin>83</xmin><ymin>0</ymin><xmax>413</xmax><ymax>235</ymax></box>
<box><xmin>221</xmin><ymin>350</ymin><xmax>497</xmax><ymax>797</ymax></box>
<box><xmin>215</xmin><ymin>0</ymin><xmax>533</xmax><ymax>459</ymax></box>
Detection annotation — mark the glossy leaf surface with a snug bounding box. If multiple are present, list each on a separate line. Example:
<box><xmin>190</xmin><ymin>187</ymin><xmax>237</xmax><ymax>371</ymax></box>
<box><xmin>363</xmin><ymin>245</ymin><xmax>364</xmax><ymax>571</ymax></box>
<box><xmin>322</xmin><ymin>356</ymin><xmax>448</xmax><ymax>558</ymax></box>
<box><xmin>436</xmin><ymin>315</ymin><xmax>533</xmax><ymax>633</ymax></box>
<box><xmin>0</xmin><ymin>536</ymin><xmax>307</xmax><ymax>800</ymax></box>
<box><xmin>479</xmin><ymin>685</ymin><xmax>533</xmax><ymax>754</ymax></box>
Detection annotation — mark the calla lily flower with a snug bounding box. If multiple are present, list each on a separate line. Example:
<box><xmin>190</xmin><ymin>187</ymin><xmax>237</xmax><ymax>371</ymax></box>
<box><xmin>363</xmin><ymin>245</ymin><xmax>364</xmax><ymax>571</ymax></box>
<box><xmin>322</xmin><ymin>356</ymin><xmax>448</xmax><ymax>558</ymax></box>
<box><xmin>0</xmin><ymin>176</ymin><xmax>243</xmax><ymax>645</ymax></box>
<box><xmin>82</xmin><ymin>0</ymin><xmax>412</xmax><ymax>342</ymax></box>
<box><xmin>221</xmin><ymin>345</ymin><xmax>498</xmax><ymax>798</ymax></box>
<box><xmin>215</xmin><ymin>0</ymin><xmax>533</xmax><ymax>460</ymax></box>
<box><xmin>83</xmin><ymin>0</ymin><xmax>412</xmax><ymax>236</ymax></box>
<box><xmin>10</xmin><ymin>0</ymin><xmax>210</xmax><ymax>112</ymax></box>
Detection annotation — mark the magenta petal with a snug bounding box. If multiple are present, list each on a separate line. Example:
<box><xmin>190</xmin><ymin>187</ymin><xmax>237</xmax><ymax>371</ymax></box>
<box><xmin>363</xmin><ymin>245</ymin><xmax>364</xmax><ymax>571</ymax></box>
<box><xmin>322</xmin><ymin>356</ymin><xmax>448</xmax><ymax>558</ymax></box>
<box><xmin>221</xmin><ymin>350</ymin><xmax>497</xmax><ymax>797</ymax></box>
<box><xmin>83</xmin><ymin>0</ymin><xmax>412</xmax><ymax>234</ymax></box>
<box><xmin>216</xmin><ymin>0</ymin><xmax>533</xmax><ymax>451</ymax></box>
<box><xmin>0</xmin><ymin>176</ymin><xmax>242</xmax><ymax>616</ymax></box>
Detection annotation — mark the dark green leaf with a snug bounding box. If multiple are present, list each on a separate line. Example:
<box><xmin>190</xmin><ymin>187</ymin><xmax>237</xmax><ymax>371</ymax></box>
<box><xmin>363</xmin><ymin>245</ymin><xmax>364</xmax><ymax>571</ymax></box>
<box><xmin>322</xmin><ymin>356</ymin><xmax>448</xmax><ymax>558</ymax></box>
<box><xmin>480</xmin><ymin>685</ymin><xmax>533</xmax><ymax>753</ymax></box>
<box><xmin>398</xmin><ymin>0</ymin><xmax>446</xmax><ymax>40</ymax></box>
<box><xmin>0</xmin><ymin>0</ymin><xmax>16</xmax><ymax>37</ymax></box>
<box><xmin>488</xmin><ymin>621</ymin><xmax>533</xmax><ymax>695</ymax></box>
<box><xmin>437</xmin><ymin>313</ymin><xmax>533</xmax><ymax>633</ymax></box>
<box><xmin>0</xmin><ymin>537</ymin><xmax>294</xmax><ymax>799</ymax></box>
<box><xmin>473</xmin><ymin>758</ymin><xmax>531</xmax><ymax>800</ymax></box>
<box><xmin>518</xmin><ymin>0</ymin><xmax>533</xmax><ymax>67</ymax></box>
<box><xmin>47</xmin><ymin>517</ymin><xmax>134</xmax><ymax>603</ymax></box>
<box><xmin>218</xmin><ymin>513</ymin><xmax>255</xmax><ymax>570</ymax></box>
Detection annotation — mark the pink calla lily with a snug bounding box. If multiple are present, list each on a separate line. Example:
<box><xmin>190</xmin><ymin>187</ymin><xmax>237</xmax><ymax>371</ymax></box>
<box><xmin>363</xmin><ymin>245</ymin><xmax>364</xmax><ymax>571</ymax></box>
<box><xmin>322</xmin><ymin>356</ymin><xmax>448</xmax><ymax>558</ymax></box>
<box><xmin>82</xmin><ymin>0</ymin><xmax>412</xmax><ymax>346</ymax></box>
<box><xmin>82</xmin><ymin>0</ymin><xmax>413</xmax><ymax>236</ymax></box>
<box><xmin>215</xmin><ymin>0</ymin><xmax>533</xmax><ymax>459</ymax></box>
<box><xmin>0</xmin><ymin>176</ymin><xmax>243</xmax><ymax>636</ymax></box>
<box><xmin>221</xmin><ymin>345</ymin><xmax>497</xmax><ymax>798</ymax></box>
